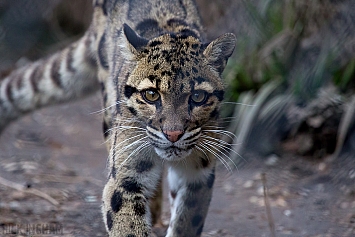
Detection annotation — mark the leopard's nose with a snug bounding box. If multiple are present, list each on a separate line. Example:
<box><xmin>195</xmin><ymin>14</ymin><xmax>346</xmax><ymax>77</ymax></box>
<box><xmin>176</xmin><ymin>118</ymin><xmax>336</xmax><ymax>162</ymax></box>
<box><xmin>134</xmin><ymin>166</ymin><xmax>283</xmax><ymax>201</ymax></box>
<box><xmin>163</xmin><ymin>130</ymin><xmax>184</xmax><ymax>143</ymax></box>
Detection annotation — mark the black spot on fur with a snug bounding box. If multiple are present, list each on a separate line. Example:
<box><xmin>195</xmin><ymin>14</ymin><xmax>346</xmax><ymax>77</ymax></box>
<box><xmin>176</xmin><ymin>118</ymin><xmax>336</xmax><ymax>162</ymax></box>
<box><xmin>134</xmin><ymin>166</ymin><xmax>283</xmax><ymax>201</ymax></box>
<box><xmin>179</xmin><ymin>84</ymin><xmax>185</xmax><ymax>92</ymax></box>
<box><xmin>161</xmin><ymin>71</ymin><xmax>172</xmax><ymax>76</ymax></box>
<box><xmin>135</xmin><ymin>160</ymin><xmax>154</xmax><ymax>173</ymax></box>
<box><xmin>98</xmin><ymin>33</ymin><xmax>109</xmax><ymax>69</ymax></box>
<box><xmin>179</xmin><ymin>29</ymin><xmax>199</xmax><ymax>39</ymax></box>
<box><xmin>192</xmin><ymin>67</ymin><xmax>198</xmax><ymax>73</ymax></box>
<box><xmin>128</xmin><ymin>107</ymin><xmax>137</xmax><ymax>116</ymax></box>
<box><xmin>121</xmin><ymin>177</ymin><xmax>142</xmax><ymax>193</ymax></box>
<box><xmin>106</xmin><ymin>211</ymin><xmax>113</xmax><ymax>230</ymax></box>
<box><xmin>111</xmin><ymin>190</ymin><xmax>123</xmax><ymax>213</ymax></box>
<box><xmin>192</xmin><ymin>43</ymin><xmax>199</xmax><ymax>49</ymax></box>
<box><xmin>154</xmin><ymin>64</ymin><xmax>160</xmax><ymax>70</ymax></box>
<box><xmin>207</xmin><ymin>171</ymin><xmax>215</xmax><ymax>189</ymax></box>
<box><xmin>126</xmin><ymin>235</ymin><xmax>136</xmax><ymax>237</ymax></box>
<box><xmin>133</xmin><ymin>201</ymin><xmax>146</xmax><ymax>216</ymax></box>
<box><xmin>135</xmin><ymin>19</ymin><xmax>161</xmax><ymax>38</ymax></box>
<box><xmin>124</xmin><ymin>85</ymin><xmax>137</xmax><ymax>98</ymax></box>
<box><xmin>167</xmin><ymin>18</ymin><xmax>189</xmax><ymax>27</ymax></box>
<box><xmin>195</xmin><ymin>76</ymin><xmax>205</xmax><ymax>84</ymax></box>
<box><xmin>192</xmin><ymin>215</ymin><xmax>203</xmax><ymax>227</ymax></box>
<box><xmin>149</xmin><ymin>41</ymin><xmax>162</xmax><ymax>47</ymax></box>
<box><xmin>148</xmin><ymin>75</ymin><xmax>157</xmax><ymax>82</ymax></box>
<box><xmin>187</xmin><ymin>182</ymin><xmax>203</xmax><ymax>192</ymax></box>
<box><xmin>212</xmin><ymin>90</ymin><xmax>224</xmax><ymax>101</ymax></box>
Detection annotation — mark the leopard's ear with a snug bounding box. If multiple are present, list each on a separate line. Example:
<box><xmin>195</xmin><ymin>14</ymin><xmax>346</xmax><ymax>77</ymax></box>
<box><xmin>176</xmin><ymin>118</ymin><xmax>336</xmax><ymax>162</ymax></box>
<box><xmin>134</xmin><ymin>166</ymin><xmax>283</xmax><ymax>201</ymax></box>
<box><xmin>123</xmin><ymin>23</ymin><xmax>149</xmax><ymax>53</ymax></box>
<box><xmin>203</xmin><ymin>33</ymin><xmax>236</xmax><ymax>75</ymax></box>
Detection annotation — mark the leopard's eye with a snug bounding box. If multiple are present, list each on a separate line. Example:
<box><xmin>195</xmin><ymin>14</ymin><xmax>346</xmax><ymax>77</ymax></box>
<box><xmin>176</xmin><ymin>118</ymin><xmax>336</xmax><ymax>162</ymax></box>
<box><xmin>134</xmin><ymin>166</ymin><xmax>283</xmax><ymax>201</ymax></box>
<box><xmin>142</xmin><ymin>89</ymin><xmax>160</xmax><ymax>103</ymax></box>
<box><xmin>191</xmin><ymin>90</ymin><xmax>207</xmax><ymax>104</ymax></box>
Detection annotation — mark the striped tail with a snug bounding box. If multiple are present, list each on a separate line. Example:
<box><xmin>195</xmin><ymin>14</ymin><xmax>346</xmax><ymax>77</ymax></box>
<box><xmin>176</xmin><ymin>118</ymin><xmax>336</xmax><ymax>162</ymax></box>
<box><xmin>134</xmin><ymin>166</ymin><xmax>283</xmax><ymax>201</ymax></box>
<box><xmin>0</xmin><ymin>29</ymin><xmax>99</xmax><ymax>133</ymax></box>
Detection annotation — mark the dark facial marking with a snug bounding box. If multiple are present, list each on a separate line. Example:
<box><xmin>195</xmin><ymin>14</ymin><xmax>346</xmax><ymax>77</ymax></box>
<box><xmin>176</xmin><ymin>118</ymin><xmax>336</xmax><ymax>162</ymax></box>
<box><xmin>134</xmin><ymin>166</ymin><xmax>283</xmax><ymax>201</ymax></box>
<box><xmin>121</xmin><ymin>177</ymin><xmax>142</xmax><ymax>193</ymax></box>
<box><xmin>210</xmin><ymin>108</ymin><xmax>219</xmax><ymax>119</ymax></box>
<box><xmin>135</xmin><ymin>160</ymin><xmax>154</xmax><ymax>173</ymax></box>
<box><xmin>195</xmin><ymin>76</ymin><xmax>205</xmax><ymax>84</ymax></box>
<box><xmin>212</xmin><ymin>90</ymin><xmax>224</xmax><ymax>101</ymax></box>
<box><xmin>128</xmin><ymin>107</ymin><xmax>138</xmax><ymax>116</ymax></box>
<box><xmin>106</xmin><ymin>211</ymin><xmax>113</xmax><ymax>231</ymax></box>
<box><xmin>111</xmin><ymin>190</ymin><xmax>123</xmax><ymax>213</ymax></box>
<box><xmin>124</xmin><ymin>85</ymin><xmax>137</xmax><ymax>98</ymax></box>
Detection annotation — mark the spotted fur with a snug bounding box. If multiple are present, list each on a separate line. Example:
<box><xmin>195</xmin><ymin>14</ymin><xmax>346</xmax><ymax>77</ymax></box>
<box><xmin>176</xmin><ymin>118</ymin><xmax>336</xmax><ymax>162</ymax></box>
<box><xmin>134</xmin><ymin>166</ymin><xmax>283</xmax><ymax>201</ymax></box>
<box><xmin>0</xmin><ymin>0</ymin><xmax>235</xmax><ymax>236</ymax></box>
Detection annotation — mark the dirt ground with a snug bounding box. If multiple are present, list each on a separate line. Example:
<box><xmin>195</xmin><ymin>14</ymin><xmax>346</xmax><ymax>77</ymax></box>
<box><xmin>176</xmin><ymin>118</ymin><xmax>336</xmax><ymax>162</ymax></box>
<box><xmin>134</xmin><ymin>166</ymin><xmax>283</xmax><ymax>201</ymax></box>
<box><xmin>0</xmin><ymin>94</ymin><xmax>355</xmax><ymax>237</ymax></box>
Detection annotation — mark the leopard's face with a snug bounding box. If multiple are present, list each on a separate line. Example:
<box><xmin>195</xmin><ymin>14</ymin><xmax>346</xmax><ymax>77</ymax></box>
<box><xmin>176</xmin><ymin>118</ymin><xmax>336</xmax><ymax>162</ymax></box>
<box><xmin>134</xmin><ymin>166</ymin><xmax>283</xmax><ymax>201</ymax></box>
<box><xmin>121</xmin><ymin>24</ymin><xmax>235</xmax><ymax>161</ymax></box>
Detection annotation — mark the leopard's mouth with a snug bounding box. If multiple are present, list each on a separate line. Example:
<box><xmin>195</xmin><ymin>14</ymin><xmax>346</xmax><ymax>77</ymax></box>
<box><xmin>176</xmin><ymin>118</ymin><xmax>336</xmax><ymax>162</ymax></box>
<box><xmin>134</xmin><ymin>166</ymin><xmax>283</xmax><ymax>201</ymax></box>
<box><xmin>153</xmin><ymin>145</ymin><xmax>193</xmax><ymax>161</ymax></box>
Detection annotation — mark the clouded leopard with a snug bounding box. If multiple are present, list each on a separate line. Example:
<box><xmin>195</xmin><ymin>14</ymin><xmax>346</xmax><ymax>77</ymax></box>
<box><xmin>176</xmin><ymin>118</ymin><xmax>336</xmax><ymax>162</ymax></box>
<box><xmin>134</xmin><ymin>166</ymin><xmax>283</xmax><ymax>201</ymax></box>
<box><xmin>0</xmin><ymin>0</ymin><xmax>236</xmax><ymax>236</ymax></box>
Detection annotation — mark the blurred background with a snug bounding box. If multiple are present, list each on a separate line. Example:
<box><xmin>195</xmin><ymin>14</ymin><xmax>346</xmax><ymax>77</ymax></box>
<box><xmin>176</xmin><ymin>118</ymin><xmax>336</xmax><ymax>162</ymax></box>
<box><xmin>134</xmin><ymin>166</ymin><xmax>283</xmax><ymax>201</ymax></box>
<box><xmin>0</xmin><ymin>0</ymin><xmax>355</xmax><ymax>236</ymax></box>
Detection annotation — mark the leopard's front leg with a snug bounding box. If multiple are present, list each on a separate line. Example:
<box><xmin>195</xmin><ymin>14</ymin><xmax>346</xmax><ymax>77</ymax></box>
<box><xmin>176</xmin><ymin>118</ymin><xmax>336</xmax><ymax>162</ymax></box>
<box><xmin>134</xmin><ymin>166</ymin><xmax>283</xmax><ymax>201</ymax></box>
<box><xmin>102</xmin><ymin>133</ymin><xmax>163</xmax><ymax>237</ymax></box>
<box><xmin>166</xmin><ymin>159</ymin><xmax>216</xmax><ymax>237</ymax></box>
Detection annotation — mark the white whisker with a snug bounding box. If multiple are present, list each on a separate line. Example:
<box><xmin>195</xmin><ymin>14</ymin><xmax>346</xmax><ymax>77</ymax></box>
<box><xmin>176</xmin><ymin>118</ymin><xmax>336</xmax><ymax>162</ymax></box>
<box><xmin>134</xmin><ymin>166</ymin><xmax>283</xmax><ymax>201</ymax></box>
<box><xmin>221</xmin><ymin>101</ymin><xmax>255</xmax><ymax>107</ymax></box>
<box><xmin>198</xmin><ymin>143</ymin><xmax>232</xmax><ymax>172</ymax></box>
<box><xmin>89</xmin><ymin>100</ymin><xmax>126</xmax><ymax>115</ymax></box>
<box><xmin>202</xmin><ymin>139</ymin><xmax>240</xmax><ymax>170</ymax></box>
<box><xmin>115</xmin><ymin>141</ymin><xmax>151</xmax><ymax>172</ymax></box>
<box><xmin>203</xmin><ymin>129</ymin><xmax>237</xmax><ymax>140</ymax></box>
